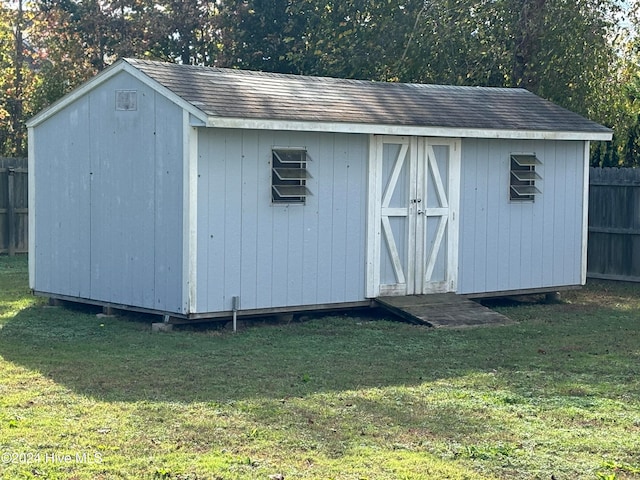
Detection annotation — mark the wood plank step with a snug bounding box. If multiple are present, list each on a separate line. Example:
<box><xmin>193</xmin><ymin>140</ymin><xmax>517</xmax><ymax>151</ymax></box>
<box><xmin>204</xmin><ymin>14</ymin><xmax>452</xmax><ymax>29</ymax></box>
<box><xmin>375</xmin><ymin>293</ymin><xmax>514</xmax><ymax>328</ymax></box>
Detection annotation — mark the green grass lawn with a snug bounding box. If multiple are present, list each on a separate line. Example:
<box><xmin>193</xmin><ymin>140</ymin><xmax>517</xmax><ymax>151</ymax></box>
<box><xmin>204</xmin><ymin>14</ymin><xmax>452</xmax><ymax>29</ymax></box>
<box><xmin>0</xmin><ymin>254</ymin><xmax>639</xmax><ymax>479</ymax></box>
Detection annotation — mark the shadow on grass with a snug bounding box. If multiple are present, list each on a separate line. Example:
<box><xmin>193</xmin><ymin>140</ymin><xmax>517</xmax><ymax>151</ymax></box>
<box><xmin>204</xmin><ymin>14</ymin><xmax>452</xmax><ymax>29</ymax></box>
<box><xmin>1</xmin><ymin>293</ymin><xmax>639</xmax><ymax>405</ymax></box>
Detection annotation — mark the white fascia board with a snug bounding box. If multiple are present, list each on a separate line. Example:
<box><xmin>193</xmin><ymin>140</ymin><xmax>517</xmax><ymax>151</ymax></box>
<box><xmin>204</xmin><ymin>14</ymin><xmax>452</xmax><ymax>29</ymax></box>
<box><xmin>27</xmin><ymin>60</ymin><xmax>208</xmax><ymax>128</ymax></box>
<box><xmin>27</xmin><ymin>61</ymin><xmax>129</xmax><ymax>127</ymax></box>
<box><xmin>189</xmin><ymin>114</ymin><xmax>206</xmax><ymax>127</ymax></box>
<box><xmin>124</xmin><ymin>65</ymin><xmax>208</xmax><ymax>124</ymax></box>
<box><xmin>205</xmin><ymin>116</ymin><xmax>612</xmax><ymax>141</ymax></box>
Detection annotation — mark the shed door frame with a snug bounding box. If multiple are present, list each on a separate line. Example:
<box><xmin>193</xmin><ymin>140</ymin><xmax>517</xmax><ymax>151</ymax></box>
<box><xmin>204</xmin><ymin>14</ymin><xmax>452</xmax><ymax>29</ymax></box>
<box><xmin>366</xmin><ymin>135</ymin><xmax>461</xmax><ymax>297</ymax></box>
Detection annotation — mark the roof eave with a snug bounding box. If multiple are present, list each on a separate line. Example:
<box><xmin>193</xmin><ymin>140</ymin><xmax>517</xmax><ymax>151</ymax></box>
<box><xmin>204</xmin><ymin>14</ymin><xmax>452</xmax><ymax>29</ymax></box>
<box><xmin>27</xmin><ymin>59</ymin><xmax>208</xmax><ymax>128</ymax></box>
<box><xmin>204</xmin><ymin>116</ymin><xmax>613</xmax><ymax>141</ymax></box>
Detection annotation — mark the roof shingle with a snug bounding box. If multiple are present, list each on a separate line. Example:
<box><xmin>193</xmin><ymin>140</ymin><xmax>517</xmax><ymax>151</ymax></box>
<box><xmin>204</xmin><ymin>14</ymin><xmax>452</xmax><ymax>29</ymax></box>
<box><xmin>126</xmin><ymin>59</ymin><xmax>611</xmax><ymax>135</ymax></box>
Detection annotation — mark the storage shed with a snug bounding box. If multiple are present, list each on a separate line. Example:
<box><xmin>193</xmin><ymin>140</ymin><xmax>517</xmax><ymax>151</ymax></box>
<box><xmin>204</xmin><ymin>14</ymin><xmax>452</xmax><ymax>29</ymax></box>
<box><xmin>27</xmin><ymin>59</ymin><xmax>612</xmax><ymax>319</ymax></box>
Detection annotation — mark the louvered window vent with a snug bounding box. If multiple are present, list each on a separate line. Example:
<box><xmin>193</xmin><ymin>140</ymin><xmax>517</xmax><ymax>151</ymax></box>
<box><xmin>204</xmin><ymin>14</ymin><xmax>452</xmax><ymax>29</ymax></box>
<box><xmin>510</xmin><ymin>154</ymin><xmax>541</xmax><ymax>202</ymax></box>
<box><xmin>272</xmin><ymin>148</ymin><xmax>311</xmax><ymax>204</ymax></box>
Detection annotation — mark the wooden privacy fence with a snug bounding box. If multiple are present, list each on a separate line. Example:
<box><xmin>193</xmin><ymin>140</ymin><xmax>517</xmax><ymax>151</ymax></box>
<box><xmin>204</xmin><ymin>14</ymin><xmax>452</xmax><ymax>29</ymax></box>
<box><xmin>588</xmin><ymin>167</ymin><xmax>640</xmax><ymax>282</ymax></box>
<box><xmin>0</xmin><ymin>157</ymin><xmax>28</xmax><ymax>255</ymax></box>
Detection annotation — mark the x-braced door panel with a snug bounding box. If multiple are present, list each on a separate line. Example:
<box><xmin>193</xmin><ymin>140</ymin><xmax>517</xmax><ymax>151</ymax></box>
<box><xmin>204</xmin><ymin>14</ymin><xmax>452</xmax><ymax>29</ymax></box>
<box><xmin>377</xmin><ymin>137</ymin><xmax>416</xmax><ymax>295</ymax></box>
<box><xmin>419</xmin><ymin>142</ymin><xmax>460</xmax><ymax>293</ymax></box>
<box><xmin>366</xmin><ymin>136</ymin><xmax>460</xmax><ymax>297</ymax></box>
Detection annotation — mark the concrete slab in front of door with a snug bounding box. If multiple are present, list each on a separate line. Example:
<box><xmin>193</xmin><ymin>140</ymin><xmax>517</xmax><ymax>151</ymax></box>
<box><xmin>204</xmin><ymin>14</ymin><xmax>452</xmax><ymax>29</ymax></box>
<box><xmin>375</xmin><ymin>293</ymin><xmax>514</xmax><ymax>328</ymax></box>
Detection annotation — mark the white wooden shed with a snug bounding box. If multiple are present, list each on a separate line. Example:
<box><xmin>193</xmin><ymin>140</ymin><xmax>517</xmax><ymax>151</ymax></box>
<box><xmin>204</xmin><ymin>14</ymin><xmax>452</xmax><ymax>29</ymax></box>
<box><xmin>27</xmin><ymin>59</ymin><xmax>612</xmax><ymax>319</ymax></box>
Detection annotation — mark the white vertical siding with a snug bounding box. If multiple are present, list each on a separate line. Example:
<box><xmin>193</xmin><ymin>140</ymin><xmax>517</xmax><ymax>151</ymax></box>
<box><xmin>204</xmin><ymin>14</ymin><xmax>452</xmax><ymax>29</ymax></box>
<box><xmin>32</xmin><ymin>96</ymin><xmax>92</xmax><ymax>298</ymax></box>
<box><xmin>196</xmin><ymin>129</ymin><xmax>369</xmax><ymax>313</ymax></box>
<box><xmin>458</xmin><ymin>138</ymin><xmax>586</xmax><ymax>294</ymax></box>
<box><xmin>152</xmin><ymin>96</ymin><xmax>186</xmax><ymax>312</ymax></box>
<box><xmin>89</xmin><ymin>75</ymin><xmax>156</xmax><ymax>308</ymax></box>
<box><xmin>32</xmin><ymin>71</ymin><xmax>185</xmax><ymax>312</ymax></box>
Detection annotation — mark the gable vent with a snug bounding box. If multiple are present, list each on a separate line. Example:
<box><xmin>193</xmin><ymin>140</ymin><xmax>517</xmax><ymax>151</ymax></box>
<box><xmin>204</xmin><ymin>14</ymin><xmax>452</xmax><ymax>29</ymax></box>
<box><xmin>115</xmin><ymin>90</ymin><xmax>138</xmax><ymax>111</ymax></box>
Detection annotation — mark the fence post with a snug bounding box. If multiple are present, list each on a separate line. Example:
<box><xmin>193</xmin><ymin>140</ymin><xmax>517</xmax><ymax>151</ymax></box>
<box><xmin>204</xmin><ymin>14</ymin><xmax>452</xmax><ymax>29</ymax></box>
<box><xmin>7</xmin><ymin>167</ymin><xmax>15</xmax><ymax>256</ymax></box>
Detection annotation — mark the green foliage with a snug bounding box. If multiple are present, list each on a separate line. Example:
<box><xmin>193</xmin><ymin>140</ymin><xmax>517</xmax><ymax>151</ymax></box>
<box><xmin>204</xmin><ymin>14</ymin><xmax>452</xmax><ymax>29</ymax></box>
<box><xmin>143</xmin><ymin>0</ymin><xmax>221</xmax><ymax>65</ymax></box>
<box><xmin>595</xmin><ymin>459</ymin><xmax>640</xmax><ymax>480</ymax></box>
<box><xmin>1</xmin><ymin>0</ymin><xmax>639</xmax><ymax>163</ymax></box>
<box><xmin>0</xmin><ymin>0</ymin><xmax>37</xmax><ymax>157</ymax></box>
<box><xmin>217</xmin><ymin>0</ymin><xmax>304</xmax><ymax>73</ymax></box>
<box><xmin>602</xmin><ymin>58</ymin><xmax>640</xmax><ymax>167</ymax></box>
<box><xmin>0</xmin><ymin>4</ymin><xmax>13</xmax><ymax>126</ymax></box>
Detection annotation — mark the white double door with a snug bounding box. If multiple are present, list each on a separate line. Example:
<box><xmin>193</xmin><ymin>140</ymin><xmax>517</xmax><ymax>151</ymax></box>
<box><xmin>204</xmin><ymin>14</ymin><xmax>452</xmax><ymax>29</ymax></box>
<box><xmin>366</xmin><ymin>136</ymin><xmax>460</xmax><ymax>297</ymax></box>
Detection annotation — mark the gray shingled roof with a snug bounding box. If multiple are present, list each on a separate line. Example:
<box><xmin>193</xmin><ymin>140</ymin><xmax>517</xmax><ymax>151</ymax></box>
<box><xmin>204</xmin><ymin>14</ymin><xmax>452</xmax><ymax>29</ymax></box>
<box><xmin>125</xmin><ymin>59</ymin><xmax>610</xmax><ymax>135</ymax></box>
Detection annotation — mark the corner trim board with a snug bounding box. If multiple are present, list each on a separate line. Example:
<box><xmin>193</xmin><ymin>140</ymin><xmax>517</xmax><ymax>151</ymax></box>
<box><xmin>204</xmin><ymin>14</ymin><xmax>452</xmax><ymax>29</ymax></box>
<box><xmin>183</xmin><ymin>113</ymin><xmax>198</xmax><ymax>313</ymax></box>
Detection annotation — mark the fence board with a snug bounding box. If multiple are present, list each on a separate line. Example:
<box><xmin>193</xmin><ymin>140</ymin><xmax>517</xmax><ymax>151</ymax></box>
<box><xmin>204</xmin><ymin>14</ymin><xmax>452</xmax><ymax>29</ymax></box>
<box><xmin>588</xmin><ymin>167</ymin><xmax>640</xmax><ymax>281</ymax></box>
<box><xmin>0</xmin><ymin>157</ymin><xmax>28</xmax><ymax>255</ymax></box>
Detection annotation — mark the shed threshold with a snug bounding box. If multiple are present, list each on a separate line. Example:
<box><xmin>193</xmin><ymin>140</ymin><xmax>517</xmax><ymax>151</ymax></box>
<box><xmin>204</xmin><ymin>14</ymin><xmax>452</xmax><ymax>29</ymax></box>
<box><xmin>375</xmin><ymin>293</ymin><xmax>514</xmax><ymax>328</ymax></box>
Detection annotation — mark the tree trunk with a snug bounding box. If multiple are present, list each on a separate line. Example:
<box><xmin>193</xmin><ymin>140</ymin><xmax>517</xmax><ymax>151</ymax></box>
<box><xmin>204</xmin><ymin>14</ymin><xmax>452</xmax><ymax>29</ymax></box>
<box><xmin>12</xmin><ymin>0</ymin><xmax>25</xmax><ymax>157</ymax></box>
